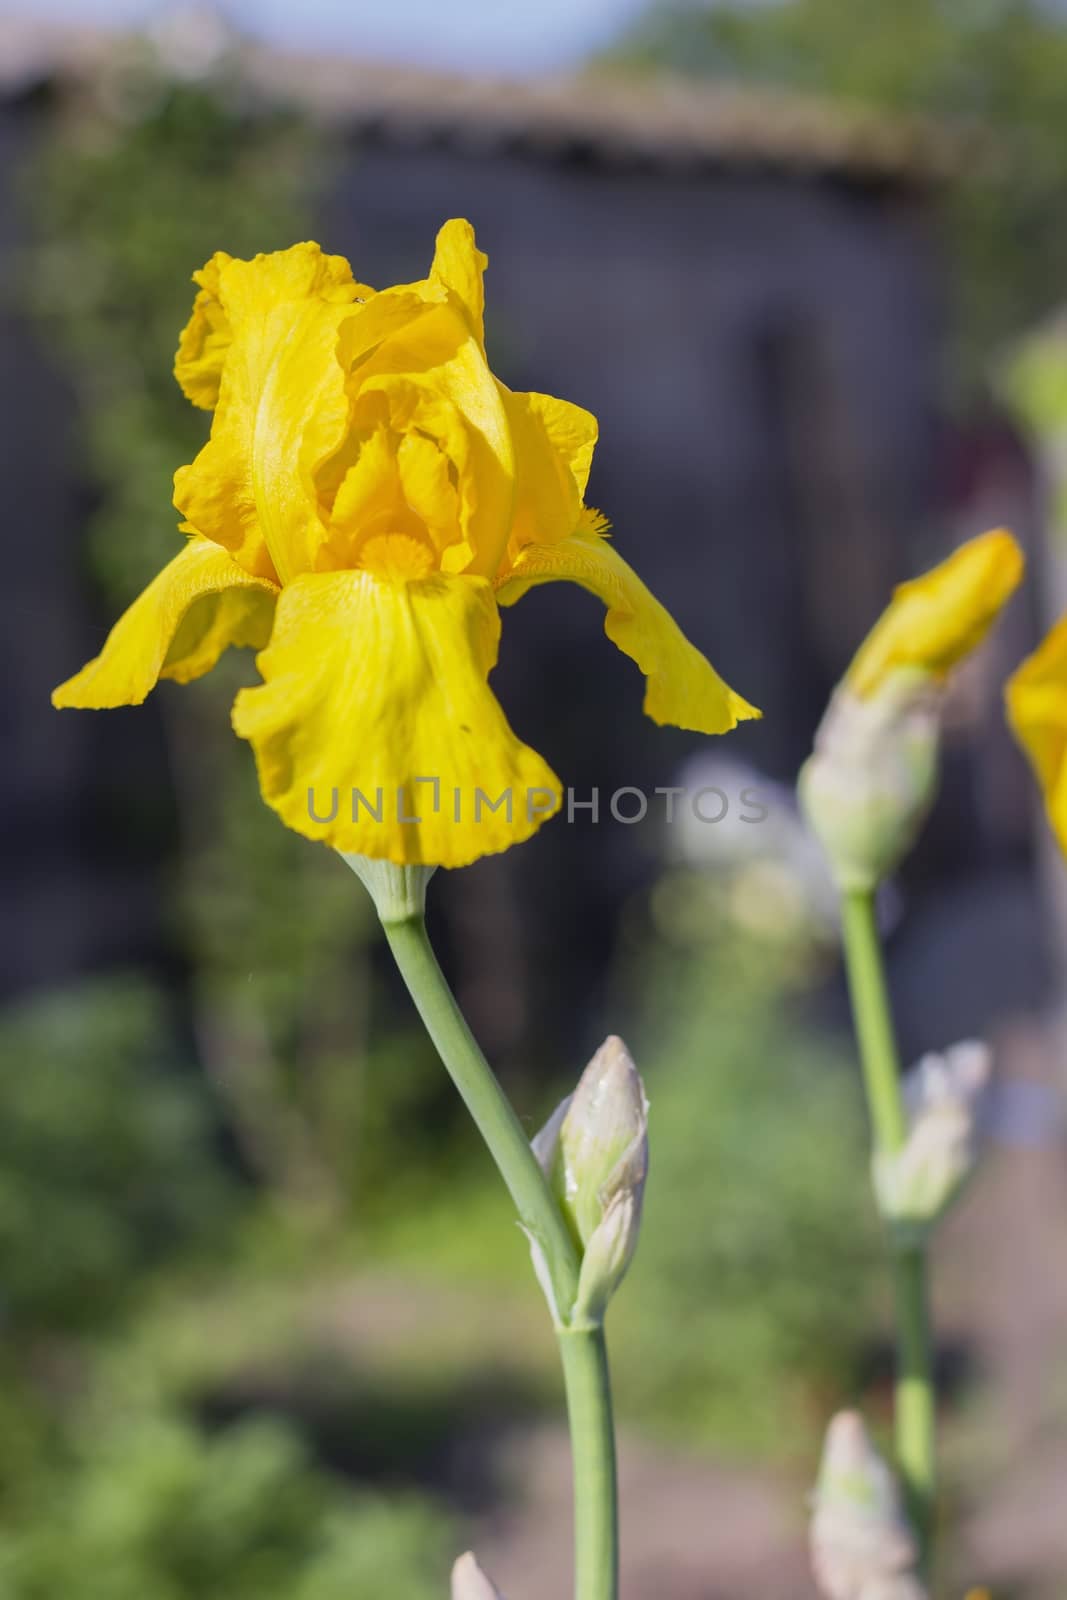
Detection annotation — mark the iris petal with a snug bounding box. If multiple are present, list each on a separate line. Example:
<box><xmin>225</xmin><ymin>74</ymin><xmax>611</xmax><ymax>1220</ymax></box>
<box><xmin>173</xmin><ymin>243</ymin><xmax>364</xmax><ymax>584</ymax></box>
<box><xmin>503</xmin><ymin>388</ymin><xmax>599</xmax><ymax>557</ymax></box>
<box><xmin>496</xmin><ymin>526</ymin><xmax>759</xmax><ymax>735</ymax></box>
<box><xmin>52</xmin><ymin>536</ymin><xmax>277</xmax><ymax>709</ymax></box>
<box><xmin>848</xmin><ymin>529</ymin><xmax>1024</xmax><ymax>698</ymax></box>
<box><xmin>232</xmin><ymin>570</ymin><xmax>561</xmax><ymax>866</ymax></box>
<box><xmin>1006</xmin><ymin>610</ymin><xmax>1067</xmax><ymax>856</ymax></box>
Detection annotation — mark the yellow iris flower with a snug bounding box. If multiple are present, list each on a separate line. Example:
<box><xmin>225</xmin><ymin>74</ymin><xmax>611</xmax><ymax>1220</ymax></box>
<box><xmin>53</xmin><ymin>221</ymin><xmax>757</xmax><ymax>867</ymax></box>
<box><xmin>846</xmin><ymin>528</ymin><xmax>1024</xmax><ymax>698</ymax></box>
<box><xmin>1006</xmin><ymin>610</ymin><xmax>1067</xmax><ymax>857</ymax></box>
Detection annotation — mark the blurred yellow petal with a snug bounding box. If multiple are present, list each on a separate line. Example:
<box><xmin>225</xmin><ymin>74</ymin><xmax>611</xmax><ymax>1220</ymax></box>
<box><xmin>848</xmin><ymin>529</ymin><xmax>1024</xmax><ymax>698</ymax></box>
<box><xmin>232</xmin><ymin>571</ymin><xmax>561</xmax><ymax>866</ymax></box>
<box><xmin>173</xmin><ymin>243</ymin><xmax>363</xmax><ymax>584</ymax></box>
<box><xmin>497</xmin><ymin>525</ymin><xmax>759</xmax><ymax>734</ymax></box>
<box><xmin>1006</xmin><ymin>611</ymin><xmax>1067</xmax><ymax>856</ymax></box>
<box><xmin>429</xmin><ymin>218</ymin><xmax>487</xmax><ymax>347</ymax></box>
<box><xmin>504</xmin><ymin>388</ymin><xmax>599</xmax><ymax>556</ymax></box>
<box><xmin>52</xmin><ymin>536</ymin><xmax>277</xmax><ymax>709</ymax></box>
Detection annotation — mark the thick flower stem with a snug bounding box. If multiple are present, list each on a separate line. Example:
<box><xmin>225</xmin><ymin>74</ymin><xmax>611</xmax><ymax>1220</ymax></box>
<box><xmin>558</xmin><ymin>1325</ymin><xmax>619</xmax><ymax>1600</ymax></box>
<box><xmin>382</xmin><ymin>912</ymin><xmax>621</xmax><ymax>1600</ymax></box>
<box><xmin>840</xmin><ymin>890</ymin><xmax>935</xmax><ymax>1572</ymax></box>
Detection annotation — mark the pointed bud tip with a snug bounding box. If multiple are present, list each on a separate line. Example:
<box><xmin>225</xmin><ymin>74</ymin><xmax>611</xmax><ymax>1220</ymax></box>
<box><xmin>560</xmin><ymin>1034</ymin><xmax>648</xmax><ymax>1252</ymax></box>
<box><xmin>812</xmin><ymin>1410</ymin><xmax>918</xmax><ymax>1600</ymax></box>
<box><xmin>451</xmin><ymin>1551</ymin><xmax>503</xmax><ymax>1600</ymax></box>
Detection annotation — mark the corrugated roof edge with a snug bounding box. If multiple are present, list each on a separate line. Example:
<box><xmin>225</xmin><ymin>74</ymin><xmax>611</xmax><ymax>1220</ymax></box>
<box><xmin>0</xmin><ymin>17</ymin><xmax>984</xmax><ymax>182</ymax></box>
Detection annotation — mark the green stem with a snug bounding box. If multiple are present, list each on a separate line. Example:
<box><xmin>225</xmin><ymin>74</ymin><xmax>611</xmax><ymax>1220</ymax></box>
<box><xmin>382</xmin><ymin>914</ymin><xmax>580</xmax><ymax>1321</ymax></box>
<box><xmin>840</xmin><ymin>890</ymin><xmax>935</xmax><ymax>1572</ymax></box>
<box><xmin>891</xmin><ymin>1246</ymin><xmax>936</xmax><ymax>1562</ymax></box>
<box><xmin>382</xmin><ymin>913</ymin><xmax>620</xmax><ymax>1600</ymax></box>
<box><xmin>840</xmin><ymin>891</ymin><xmax>907</xmax><ymax>1155</ymax></box>
<box><xmin>558</xmin><ymin>1326</ymin><xmax>619</xmax><ymax>1600</ymax></box>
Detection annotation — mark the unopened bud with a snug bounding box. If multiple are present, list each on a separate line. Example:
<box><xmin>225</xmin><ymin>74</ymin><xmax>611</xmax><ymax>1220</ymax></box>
<box><xmin>532</xmin><ymin>1036</ymin><xmax>649</xmax><ymax>1325</ymax></box>
<box><xmin>451</xmin><ymin>1552</ymin><xmax>504</xmax><ymax>1600</ymax></box>
<box><xmin>339</xmin><ymin>854</ymin><xmax>436</xmax><ymax>923</ymax></box>
<box><xmin>798</xmin><ymin>671</ymin><xmax>941</xmax><ymax>893</ymax></box>
<box><xmin>873</xmin><ymin>1041</ymin><xmax>991</xmax><ymax>1246</ymax></box>
<box><xmin>811</xmin><ymin>1411</ymin><xmax>919</xmax><ymax>1600</ymax></box>
<box><xmin>858</xmin><ymin>1580</ymin><xmax>929</xmax><ymax>1600</ymax></box>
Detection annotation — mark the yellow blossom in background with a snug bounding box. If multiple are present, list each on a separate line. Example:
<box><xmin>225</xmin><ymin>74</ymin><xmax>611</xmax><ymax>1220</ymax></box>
<box><xmin>53</xmin><ymin>221</ymin><xmax>757</xmax><ymax>867</ymax></box>
<box><xmin>847</xmin><ymin>529</ymin><xmax>1024</xmax><ymax>698</ymax></box>
<box><xmin>799</xmin><ymin>528</ymin><xmax>1024</xmax><ymax>891</ymax></box>
<box><xmin>1006</xmin><ymin>610</ymin><xmax>1067</xmax><ymax>857</ymax></box>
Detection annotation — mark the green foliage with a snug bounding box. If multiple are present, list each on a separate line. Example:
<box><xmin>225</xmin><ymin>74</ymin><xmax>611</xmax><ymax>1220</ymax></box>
<box><xmin>20</xmin><ymin>55</ymin><xmax>435</xmax><ymax>1218</ymax></box>
<box><xmin>0</xmin><ymin>1408</ymin><xmax>451</xmax><ymax>1600</ymax></box>
<box><xmin>607</xmin><ymin>870</ymin><xmax>880</xmax><ymax>1452</ymax></box>
<box><xmin>0</xmin><ymin>977</ymin><xmax>232</xmax><ymax>1334</ymax></box>
<box><xmin>605</xmin><ymin>0</ymin><xmax>1067</xmax><ymax>381</ymax></box>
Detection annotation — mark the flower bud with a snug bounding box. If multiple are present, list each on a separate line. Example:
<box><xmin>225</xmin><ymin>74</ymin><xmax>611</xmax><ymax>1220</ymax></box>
<box><xmin>451</xmin><ymin>1552</ymin><xmax>504</xmax><ymax>1600</ymax></box>
<box><xmin>811</xmin><ymin>1411</ymin><xmax>920</xmax><ymax>1600</ymax></box>
<box><xmin>873</xmin><ymin>1041</ymin><xmax>991</xmax><ymax>1247</ymax></box>
<box><xmin>798</xmin><ymin>671</ymin><xmax>941</xmax><ymax>893</ymax></box>
<box><xmin>532</xmin><ymin>1035</ymin><xmax>649</xmax><ymax>1325</ymax></box>
<box><xmin>339</xmin><ymin>854</ymin><xmax>436</xmax><ymax>922</ymax></box>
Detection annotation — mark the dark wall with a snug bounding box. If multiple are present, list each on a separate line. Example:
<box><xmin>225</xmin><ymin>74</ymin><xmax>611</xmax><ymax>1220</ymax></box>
<box><xmin>4</xmin><ymin>101</ymin><xmax>968</xmax><ymax>1061</ymax></box>
<box><xmin>0</xmin><ymin>96</ymin><xmax>174</xmax><ymax>1004</ymax></box>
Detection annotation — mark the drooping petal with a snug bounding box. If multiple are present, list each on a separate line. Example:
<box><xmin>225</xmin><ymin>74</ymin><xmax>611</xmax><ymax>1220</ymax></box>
<box><xmin>848</xmin><ymin>529</ymin><xmax>1024</xmax><ymax>699</ymax></box>
<box><xmin>496</xmin><ymin>525</ymin><xmax>759</xmax><ymax>734</ymax></box>
<box><xmin>1005</xmin><ymin>610</ymin><xmax>1067</xmax><ymax>856</ymax></box>
<box><xmin>429</xmin><ymin>218</ymin><xmax>487</xmax><ymax>347</ymax></box>
<box><xmin>173</xmin><ymin>243</ymin><xmax>365</xmax><ymax>584</ymax></box>
<box><xmin>52</xmin><ymin>536</ymin><xmax>277</xmax><ymax>709</ymax></box>
<box><xmin>503</xmin><ymin>388</ymin><xmax>599</xmax><ymax>558</ymax></box>
<box><xmin>231</xmin><ymin>571</ymin><xmax>561</xmax><ymax>866</ymax></box>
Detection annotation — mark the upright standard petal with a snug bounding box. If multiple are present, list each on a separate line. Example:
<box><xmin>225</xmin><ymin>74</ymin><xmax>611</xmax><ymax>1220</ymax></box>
<box><xmin>52</xmin><ymin>536</ymin><xmax>277</xmax><ymax>709</ymax></box>
<box><xmin>496</xmin><ymin>525</ymin><xmax>759</xmax><ymax>735</ymax></box>
<box><xmin>429</xmin><ymin>218</ymin><xmax>488</xmax><ymax>348</ymax></box>
<box><xmin>848</xmin><ymin>529</ymin><xmax>1024</xmax><ymax>699</ymax></box>
<box><xmin>1006</xmin><ymin>611</ymin><xmax>1067</xmax><ymax>856</ymax></box>
<box><xmin>231</xmin><ymin>571</ymin><xmax>562</xmax><ymax>867</ymax></box>
<box><xmin>173</xmin><ymin>243</ymin><xmax>364</xmax><ymax>584</ymax></box>
<box><xmin>503</xmin><ymin>387</ymin><xmax>599</xmax><ymax>558</ymax></box>
<box><xmin>347</xmin><ymin>295</ymin><xmax>515</xmax><ymax>577</ymax></box>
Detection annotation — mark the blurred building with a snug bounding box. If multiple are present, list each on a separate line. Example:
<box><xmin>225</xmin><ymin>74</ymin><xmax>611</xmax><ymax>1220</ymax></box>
<box><xmin>0</xmin><ymin>20</ymin><xmax>1046</xmax><ymax>1059</ymax></box>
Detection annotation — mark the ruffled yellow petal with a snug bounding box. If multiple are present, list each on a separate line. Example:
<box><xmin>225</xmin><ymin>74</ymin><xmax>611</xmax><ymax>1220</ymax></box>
<box><xmin>346</xmin><ymin>301</ymin><xmax>514</xmax><ymax>577</ymax></box>
<box><xmin>496</xmin><ymin>526</ymin><xmax>759</xmax><ymax>734</ymax></box>
<box><xmin>429</xmin><ymin>218</ymin><xmax>487</xmax><ymax>347</ymax></box>
<box><xmin>174</xmin><ymin>253</ymin><xmax>233</xmax><ymax>410</ymax></box>
<box><xmin>1006</xmin><ymin>611</ymin><xmax>1067</xmax><ymax>856</ymax></box>
<box><xmin>503</xmin><ymin>389</ymin><xmax>599</xmax><ymax>559</ymax></box>
<box><xmin>848</xmin><ymin>529</ymin><xmax>1024</xmax><ymax>698</ymax></box>
<box><xmin>231</xmin><ymin>571</ymin><xmax>561</xmax><ymax>866</ymax></box>
<box><xmin>173</xmin><ymin>243</ymin><xmax>364</xmax><ymax>584</ymax></box>
<box><xmin>52</xmin><ymin>536</ymin><xmax>277</xmax><ymax>709</ymax></box>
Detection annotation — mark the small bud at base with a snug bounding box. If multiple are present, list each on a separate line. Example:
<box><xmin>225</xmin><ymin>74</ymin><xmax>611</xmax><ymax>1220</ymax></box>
<box><xmin>530</xmin><ymin>1035</ymin><xmax>649</xmax><ymax>1325</ymax></box>
<box><xmin>873</xmin><ymin>1040</ymin><xmax>991</xmax><ymax>1245</ymax></box>
<box><xmin>811</xmin><ymin>1411</ymin><xmax>919</xmax><ymax>1600</ymax></box>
